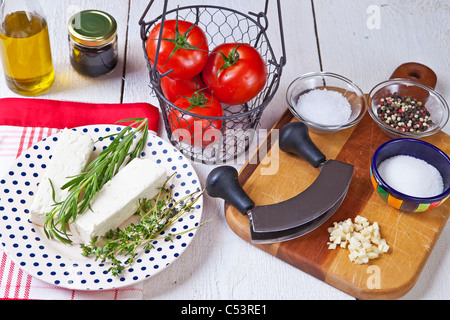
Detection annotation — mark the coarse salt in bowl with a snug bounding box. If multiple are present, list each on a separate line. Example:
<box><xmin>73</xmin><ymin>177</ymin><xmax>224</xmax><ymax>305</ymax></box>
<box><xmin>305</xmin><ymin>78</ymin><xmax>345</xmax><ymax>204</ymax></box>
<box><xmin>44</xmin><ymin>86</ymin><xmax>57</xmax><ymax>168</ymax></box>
<box><xmin>286</xmin><ymin>72</ymin><xmax>367</xmax><ymax>134</ymax></box>
<box><xmin>370</xmin><ymin>138</ymin><xmax>450</xmax><ymax>212</ymax></box>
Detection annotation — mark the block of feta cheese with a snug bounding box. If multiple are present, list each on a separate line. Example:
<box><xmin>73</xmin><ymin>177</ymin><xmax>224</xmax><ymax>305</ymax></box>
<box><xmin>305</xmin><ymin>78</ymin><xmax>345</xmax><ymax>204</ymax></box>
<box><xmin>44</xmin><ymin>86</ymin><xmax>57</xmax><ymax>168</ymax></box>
<box><xmin>70</xmin><ymin>158</ymin><xmax>167</xmax><ymax>244</ymax></box>
<box><xmin>30</xmin><ymin>129</ymin><xmax>95</xmax><ymax>226</ymax></box>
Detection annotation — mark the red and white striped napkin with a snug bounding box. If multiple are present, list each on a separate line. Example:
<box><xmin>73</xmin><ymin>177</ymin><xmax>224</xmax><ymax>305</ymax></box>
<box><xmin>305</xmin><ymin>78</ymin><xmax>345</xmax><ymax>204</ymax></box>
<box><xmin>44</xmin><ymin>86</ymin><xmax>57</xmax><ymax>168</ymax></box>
<box><xmin>0</xmin><ymin>98</ymin><xmax>160</xmax><ymax>299</ymax></box>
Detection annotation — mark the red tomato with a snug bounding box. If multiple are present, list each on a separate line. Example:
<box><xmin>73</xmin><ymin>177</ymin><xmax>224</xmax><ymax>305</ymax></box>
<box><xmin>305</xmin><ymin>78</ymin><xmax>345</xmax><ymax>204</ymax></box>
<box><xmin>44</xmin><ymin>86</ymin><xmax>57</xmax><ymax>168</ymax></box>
<box><xmin>169</xmin><ymin>91</ymin><xmax>223</xmax><ymax>147</ymax></box>
<box><xmin>202</xmin><ymin>43</ymin><xmax>268</xmax><ymax>105</ymax></box>
<box><xmin>160</xmin><ymin>74</ymin><xmax>206</xmax><ymax>103</ymax></box>
<box><xmin>146</xmin><ymin>19</ymin><xmax>209</xmax><ymax>80</ymax></box>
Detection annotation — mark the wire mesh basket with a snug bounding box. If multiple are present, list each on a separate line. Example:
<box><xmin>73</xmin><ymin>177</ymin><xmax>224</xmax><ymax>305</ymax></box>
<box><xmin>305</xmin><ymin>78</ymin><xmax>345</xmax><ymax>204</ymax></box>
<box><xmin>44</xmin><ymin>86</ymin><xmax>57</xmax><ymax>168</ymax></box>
<box><xmin>139</xmin><ymin>0</ymin><xmax>286</xmax><ymax>164</ymax></box>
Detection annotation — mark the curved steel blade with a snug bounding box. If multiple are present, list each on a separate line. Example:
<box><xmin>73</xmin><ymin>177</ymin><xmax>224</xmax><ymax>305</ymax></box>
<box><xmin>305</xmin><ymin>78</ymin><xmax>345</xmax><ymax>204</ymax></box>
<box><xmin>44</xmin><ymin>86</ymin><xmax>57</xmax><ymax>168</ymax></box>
<box><xmin>250</xmin><ymin>160</ymin><xmax>354</xmax><ymax>233</ymax></box>
<box><xmin>250</xmin><ymin>191</ymin><xmax>346</xmax><ymax>244</ymax></box>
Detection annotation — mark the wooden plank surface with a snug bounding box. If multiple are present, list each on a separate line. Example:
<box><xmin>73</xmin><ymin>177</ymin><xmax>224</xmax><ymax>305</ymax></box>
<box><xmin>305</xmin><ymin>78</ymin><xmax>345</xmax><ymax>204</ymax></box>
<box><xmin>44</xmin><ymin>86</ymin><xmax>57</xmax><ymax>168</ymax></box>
<box><xmin>311</xmin><ymin>0</ymin><xmax>450</xmax><ymax>299</ymax></box>
<box><xmin>314</xmin><ymin>0</ymin><xmax>450</xmax><ymax>96</ymax></box>
<box><xmin>0</xmin><ymin>0</ymin><xmax>448</xmax><ymax>300</ymax></box>
<box><xmin>225</xmin><ymin>110</ymin><xmax>449</xmax><ymax>299</ymax></box>
<box><xmin>125</xmin><ymin>0</ymin><xmax>351</xmax><ymax>300</ymax></box>
<box><xmin>0</xmin><ymin>0</ymin><xmax>130</xmax><ymax>103</ymax></box>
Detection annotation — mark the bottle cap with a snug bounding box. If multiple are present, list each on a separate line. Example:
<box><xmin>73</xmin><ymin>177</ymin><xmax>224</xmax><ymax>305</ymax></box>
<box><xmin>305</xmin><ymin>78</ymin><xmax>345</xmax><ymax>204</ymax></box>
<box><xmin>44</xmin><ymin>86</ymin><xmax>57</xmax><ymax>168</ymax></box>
<box><xmin>68</xmin><ymin>10</ymin><xmax>117</xmax><ymax>46</ymax></box>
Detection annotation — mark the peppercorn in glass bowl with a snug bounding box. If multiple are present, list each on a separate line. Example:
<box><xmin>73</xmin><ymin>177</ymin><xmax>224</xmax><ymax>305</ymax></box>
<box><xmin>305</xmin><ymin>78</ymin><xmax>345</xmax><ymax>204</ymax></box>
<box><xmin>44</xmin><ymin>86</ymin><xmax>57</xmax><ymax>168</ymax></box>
<box><xmin>370</xmin><ymin>138</ymin><xmax>450</xmax><ymax>212</ymax></box>
<box><xmin>286</xmin><ymin>72</ymin><xmax>367</xmax><ymax>134</ymax></box>
<box><xmin>368</xmin><ymin>79</ymin><xmax>449</xmax><ymax>139</ymax></box>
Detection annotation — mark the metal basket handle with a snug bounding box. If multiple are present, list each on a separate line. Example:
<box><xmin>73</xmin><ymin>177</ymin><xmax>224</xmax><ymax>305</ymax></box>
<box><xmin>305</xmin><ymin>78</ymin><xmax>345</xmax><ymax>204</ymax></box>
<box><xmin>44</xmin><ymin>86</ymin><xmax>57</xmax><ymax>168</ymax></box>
<box><xmin>248</xmin><ymin>0</ymin><xmax>286</xmax><ymax>70</ymax></box>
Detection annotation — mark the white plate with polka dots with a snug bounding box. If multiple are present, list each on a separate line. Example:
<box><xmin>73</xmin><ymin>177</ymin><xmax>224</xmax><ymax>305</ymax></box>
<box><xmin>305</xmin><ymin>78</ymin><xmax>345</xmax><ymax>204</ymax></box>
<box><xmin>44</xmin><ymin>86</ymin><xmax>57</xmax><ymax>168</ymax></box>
<box><xmin>0</xmin><ymin>125</ymin><xmax>203</xmax><ymax>291</ymax></box>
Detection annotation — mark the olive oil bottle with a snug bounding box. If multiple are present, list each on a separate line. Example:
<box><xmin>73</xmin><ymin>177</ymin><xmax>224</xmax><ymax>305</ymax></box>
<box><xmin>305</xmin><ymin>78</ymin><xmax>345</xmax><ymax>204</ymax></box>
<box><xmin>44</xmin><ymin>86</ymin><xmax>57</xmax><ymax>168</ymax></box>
<box><xmin>0</xmin><ymin>1</ymin><xmax>55</xmax><ymax>96</ymax></box>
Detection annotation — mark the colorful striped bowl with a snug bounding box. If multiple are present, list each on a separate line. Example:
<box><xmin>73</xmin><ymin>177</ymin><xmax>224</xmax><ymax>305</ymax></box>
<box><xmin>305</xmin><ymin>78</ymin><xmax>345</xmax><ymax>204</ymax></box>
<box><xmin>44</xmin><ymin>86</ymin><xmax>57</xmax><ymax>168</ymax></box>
<box><xmin>370</xmin><ymin>138</ymin><xmax>450</xmax><ymax>212</ymax></box>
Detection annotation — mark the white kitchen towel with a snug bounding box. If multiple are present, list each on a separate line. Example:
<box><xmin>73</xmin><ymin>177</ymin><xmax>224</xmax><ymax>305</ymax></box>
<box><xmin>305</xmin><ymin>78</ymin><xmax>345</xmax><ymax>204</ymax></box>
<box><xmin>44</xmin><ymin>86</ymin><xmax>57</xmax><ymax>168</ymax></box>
<box><xmin>0</xmin><ymin>125</ymin><xmax>143</xmax><ymax>300</ymax></box>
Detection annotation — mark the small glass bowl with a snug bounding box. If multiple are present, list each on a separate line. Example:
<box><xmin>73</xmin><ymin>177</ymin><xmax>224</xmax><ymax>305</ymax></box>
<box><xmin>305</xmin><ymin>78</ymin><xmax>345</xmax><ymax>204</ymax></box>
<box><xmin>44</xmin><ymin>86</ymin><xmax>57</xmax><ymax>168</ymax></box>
<box><xmin>370</xmin><ymin>138</ymin><xmax>450</xmax><ymax>212</ymax></box>
<box><xmin>368</xmin><ymin>79</ymin><xmax>449</xmax><ymax>139</ymax></box>
<box><xmin>286</xmin><ymin>72</ymin><xmax>367</xmax><ymax>134</ymax></box>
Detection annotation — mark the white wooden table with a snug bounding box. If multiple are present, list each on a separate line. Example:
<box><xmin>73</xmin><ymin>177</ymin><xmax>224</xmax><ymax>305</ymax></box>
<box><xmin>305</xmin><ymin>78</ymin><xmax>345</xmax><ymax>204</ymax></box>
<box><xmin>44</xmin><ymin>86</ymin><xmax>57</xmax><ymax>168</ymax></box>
<box><xmin>0</xmin><ymin>0</ymin><xmax>448</xmax><ymax>300</ymax></box>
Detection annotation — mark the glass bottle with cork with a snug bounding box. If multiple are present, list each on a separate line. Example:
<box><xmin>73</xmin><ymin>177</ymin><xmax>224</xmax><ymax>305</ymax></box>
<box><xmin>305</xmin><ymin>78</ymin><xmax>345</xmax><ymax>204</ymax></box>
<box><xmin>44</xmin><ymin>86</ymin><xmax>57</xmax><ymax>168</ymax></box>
<box><xmin>0</xmin><ymin>0</ymin><xmax>55</xmax><ymax>96</ymax></box>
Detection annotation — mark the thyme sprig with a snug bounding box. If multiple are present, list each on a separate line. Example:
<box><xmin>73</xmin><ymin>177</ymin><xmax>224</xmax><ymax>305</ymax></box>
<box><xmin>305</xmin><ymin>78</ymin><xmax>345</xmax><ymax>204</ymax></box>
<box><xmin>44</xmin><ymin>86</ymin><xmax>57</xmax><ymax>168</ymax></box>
<box><xmin>80</xmin><ymin>175</ymin><xmax>206</xmax><ymax>276</ymax></box>
<box><xmin>44</xmin><ymin>118</ymin><xmax>149</xmax><ymax>245</ymax></box>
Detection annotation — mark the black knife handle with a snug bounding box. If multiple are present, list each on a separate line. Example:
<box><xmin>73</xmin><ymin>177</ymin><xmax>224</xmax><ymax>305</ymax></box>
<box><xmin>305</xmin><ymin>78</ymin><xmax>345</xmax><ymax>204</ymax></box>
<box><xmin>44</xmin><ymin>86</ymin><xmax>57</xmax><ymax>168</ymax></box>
<box><xmin>206</xmin><ymin>166</ymin><xmax>255</xmax><ymax>215</ymax></box>
<box><xmin>279</xmin><ymin>122</ymin><xmax>326</xmax><ymax>168</ymax></box>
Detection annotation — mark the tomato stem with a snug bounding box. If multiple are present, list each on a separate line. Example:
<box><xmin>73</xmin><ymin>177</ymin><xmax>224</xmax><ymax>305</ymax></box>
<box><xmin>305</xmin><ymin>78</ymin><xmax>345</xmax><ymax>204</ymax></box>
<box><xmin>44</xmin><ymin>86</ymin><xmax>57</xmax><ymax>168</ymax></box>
<box><xmin>181</xmin><ymin>89</ymin><xmax>213</xmax><ymax>111</ymax></box>
<box><xmin>158</xmin><ymin>8</ymin><xmax>207</xmax><ymax>67</ymax></box>
<box><xmin>215</xmin><ymin>44</ymin><xmax>243</xmax><ymax>79</ymax></box>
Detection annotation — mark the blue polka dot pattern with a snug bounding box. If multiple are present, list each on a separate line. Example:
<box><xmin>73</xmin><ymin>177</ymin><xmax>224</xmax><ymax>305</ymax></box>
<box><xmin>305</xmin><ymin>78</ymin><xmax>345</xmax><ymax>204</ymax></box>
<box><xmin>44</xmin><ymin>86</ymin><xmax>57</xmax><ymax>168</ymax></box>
<box><xmin>0</xmin><ymin>125</ymin><xmax>203</xmax><ymax>290</ymax></box>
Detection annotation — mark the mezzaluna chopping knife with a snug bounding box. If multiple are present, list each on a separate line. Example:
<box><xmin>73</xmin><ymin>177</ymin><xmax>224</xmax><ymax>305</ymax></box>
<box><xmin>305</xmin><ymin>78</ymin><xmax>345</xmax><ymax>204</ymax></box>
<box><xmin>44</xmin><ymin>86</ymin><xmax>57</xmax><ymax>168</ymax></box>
<box><xmin>206</xmin><ymin>121</ymin><xmax>354</xmax><ymax>244</ymax></box>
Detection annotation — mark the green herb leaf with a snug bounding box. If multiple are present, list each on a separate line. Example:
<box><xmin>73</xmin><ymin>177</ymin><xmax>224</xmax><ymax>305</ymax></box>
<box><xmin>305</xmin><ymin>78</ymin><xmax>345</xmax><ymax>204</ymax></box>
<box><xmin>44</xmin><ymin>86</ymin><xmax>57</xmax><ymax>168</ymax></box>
<box><xmin>81</xmin><ymin>175</ymin><xmax>207</xmax><ymax>276</ymax></box>
<box><xmin>43</xmin><ymin>118</ymin><xmax>150</xmax><ymax>244</ymax></box>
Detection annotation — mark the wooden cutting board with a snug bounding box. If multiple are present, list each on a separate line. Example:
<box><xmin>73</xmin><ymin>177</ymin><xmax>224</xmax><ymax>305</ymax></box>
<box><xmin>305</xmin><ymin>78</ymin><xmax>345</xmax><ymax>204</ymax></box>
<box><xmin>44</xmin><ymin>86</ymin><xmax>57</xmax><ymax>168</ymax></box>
<box><xmin>224</xmin><ymin>109</ymin><xmax>449</xmax><ymax>300</ymax></box>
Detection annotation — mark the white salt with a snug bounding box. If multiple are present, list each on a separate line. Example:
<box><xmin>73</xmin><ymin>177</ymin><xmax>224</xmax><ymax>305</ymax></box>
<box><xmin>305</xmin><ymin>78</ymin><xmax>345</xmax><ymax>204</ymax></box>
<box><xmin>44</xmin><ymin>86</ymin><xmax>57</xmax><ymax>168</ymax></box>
<box><xmin>378</xmin><ymin>155</ymin><xmax>444</xmax><ymax>198</ymax></box>
<box><xmin>294</xmin><ymin>89</ymin><xmax>352</xmax><ymax>126</ymax></box>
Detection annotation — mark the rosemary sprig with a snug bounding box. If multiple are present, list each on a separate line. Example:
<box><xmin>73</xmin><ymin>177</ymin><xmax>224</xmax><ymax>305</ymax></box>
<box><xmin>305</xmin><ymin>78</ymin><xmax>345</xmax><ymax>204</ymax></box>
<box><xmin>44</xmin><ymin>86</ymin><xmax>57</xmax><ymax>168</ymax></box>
<box><xmin>44</xmin><ymin>118</ymin><xmax>149</xmax><ymax>244</ymax></box>
<box><xmin>80</xmin><ymin>175</ymin><xmax>206</xmax><ymax>276</ymax></box>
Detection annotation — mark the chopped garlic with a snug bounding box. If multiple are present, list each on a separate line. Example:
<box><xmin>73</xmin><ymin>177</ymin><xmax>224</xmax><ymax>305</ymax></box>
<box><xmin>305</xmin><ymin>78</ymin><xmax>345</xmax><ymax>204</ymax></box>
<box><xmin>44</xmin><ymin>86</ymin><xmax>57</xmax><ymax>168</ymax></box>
<box><xmin>327</xmin><ymin>215</ymin><xmax>389</xmax><ymax>264</ymax></box>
